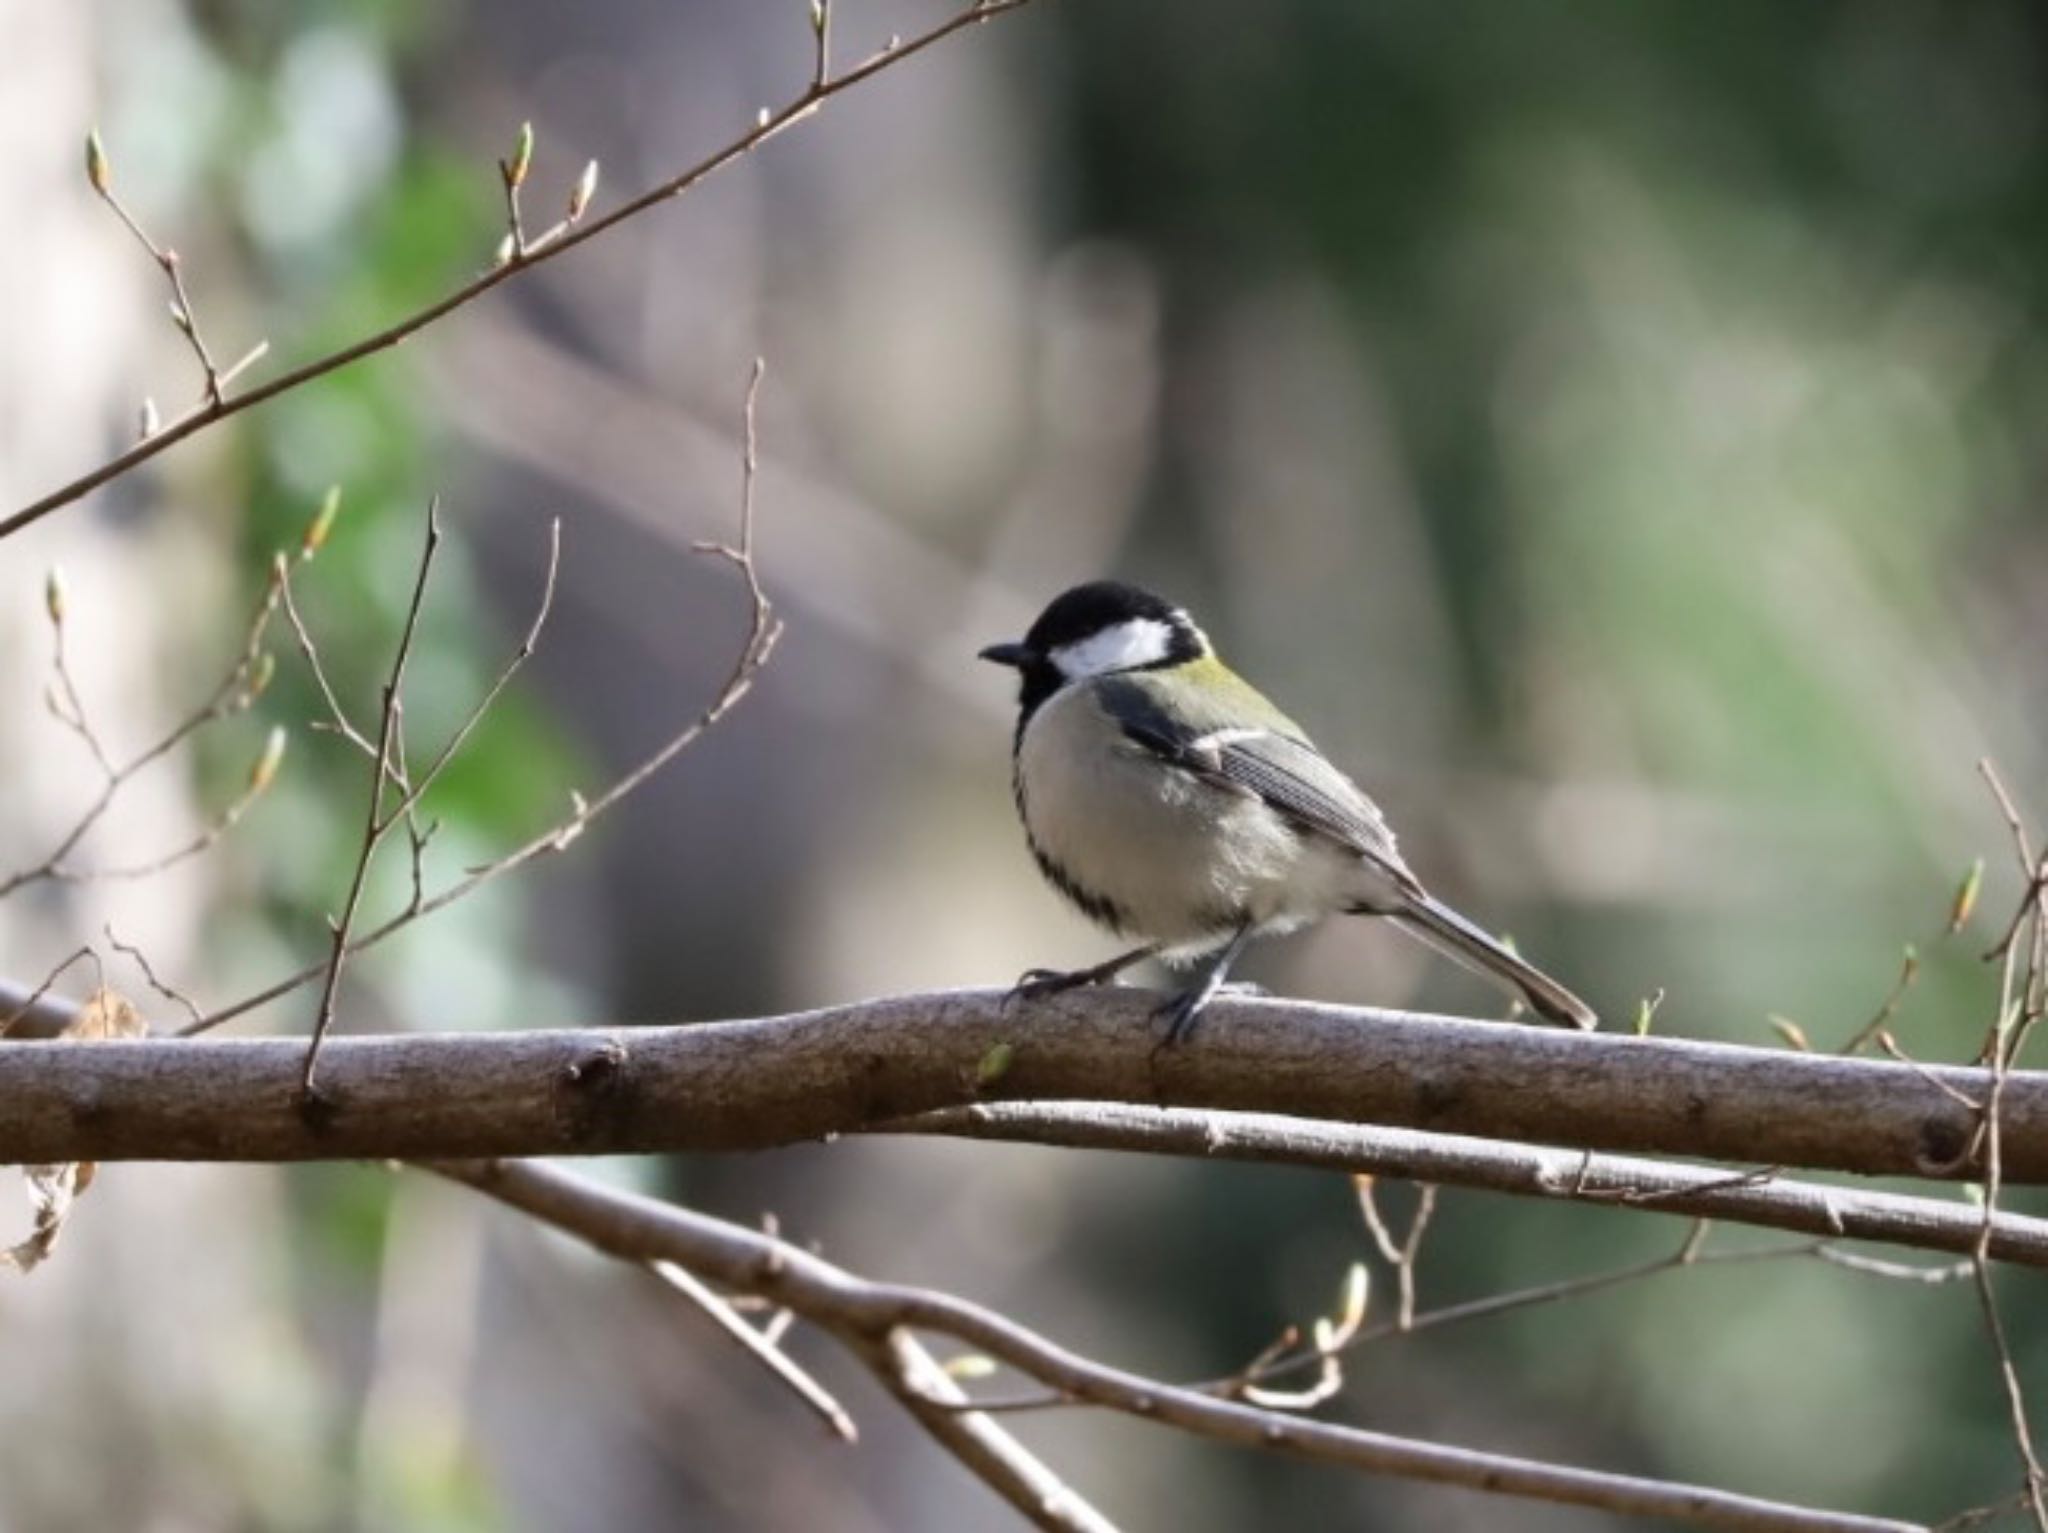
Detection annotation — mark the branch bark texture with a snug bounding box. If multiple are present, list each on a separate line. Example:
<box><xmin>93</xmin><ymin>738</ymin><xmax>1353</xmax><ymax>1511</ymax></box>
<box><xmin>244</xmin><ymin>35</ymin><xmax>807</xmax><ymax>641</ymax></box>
<box><xmin>0</xmin><ymin>987</ymin><xmax>2036</xmax><ymax>1179</ymax></box>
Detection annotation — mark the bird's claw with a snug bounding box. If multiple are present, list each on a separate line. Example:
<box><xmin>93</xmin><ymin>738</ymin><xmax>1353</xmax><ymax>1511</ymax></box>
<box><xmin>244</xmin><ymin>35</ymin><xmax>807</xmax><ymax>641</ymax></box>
<box><xmin>1006</xmin><ymin>967</ymin><xmax>1093</xmax><ymax>1007</ymax></box>
<box><xmin>1154</xmin><ymin>988</ymin><xmax>1208</xmax><ymax>1048</ymax></box>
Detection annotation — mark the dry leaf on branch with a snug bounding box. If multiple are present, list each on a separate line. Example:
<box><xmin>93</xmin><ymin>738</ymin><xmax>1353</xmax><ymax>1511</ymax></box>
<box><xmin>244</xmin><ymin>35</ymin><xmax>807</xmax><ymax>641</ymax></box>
<box><xmin>3</xmin><ymin>986</ymin><xmax>145</xmax><ymax>1274</ymax></box>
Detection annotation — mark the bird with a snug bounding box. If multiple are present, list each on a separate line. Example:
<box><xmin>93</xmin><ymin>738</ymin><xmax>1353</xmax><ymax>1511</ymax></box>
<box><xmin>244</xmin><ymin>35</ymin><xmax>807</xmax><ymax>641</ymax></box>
<box><xmin>979</xmin><ymin>580</ymin><xmax>1597</xmax><ymax>1043</ymax></box>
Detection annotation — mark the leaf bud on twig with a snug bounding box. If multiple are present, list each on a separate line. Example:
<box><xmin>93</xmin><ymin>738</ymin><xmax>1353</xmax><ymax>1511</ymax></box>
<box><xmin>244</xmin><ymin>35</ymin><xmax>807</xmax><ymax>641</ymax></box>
<box><xmin>568</xmin><ymin>159</ymin><xmax>600</xmax><ymax>223</ymax></box>
<box><xmin>85</xmin><ymin>129</ymin><xmax>111</xmax><ymax>194</ymax></box>
<box><xmin>249</xmin><ymin>725</ymin><xmax>288</xmax><ymax>794</ymax></box>
<box><xmin>506</xmin><ymin>120</ymin><xmax>535</xmax><ymax>190</ymax></box>
<box><xmin>301</xmin><ymin>486</ymin><xmax>341</xmax><ymax>560</ymax></box>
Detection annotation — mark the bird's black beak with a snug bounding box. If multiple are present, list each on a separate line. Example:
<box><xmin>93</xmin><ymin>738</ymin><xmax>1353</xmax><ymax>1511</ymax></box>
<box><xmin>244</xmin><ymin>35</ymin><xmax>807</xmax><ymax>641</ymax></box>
<box><xmin>978</xmin><ymin>641</ymin><xmax>1031</xmax><ymax>669</ymax></box>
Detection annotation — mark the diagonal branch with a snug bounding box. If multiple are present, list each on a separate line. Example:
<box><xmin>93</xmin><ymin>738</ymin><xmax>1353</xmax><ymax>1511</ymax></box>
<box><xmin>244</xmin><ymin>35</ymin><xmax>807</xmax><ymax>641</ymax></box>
<box><xmin>434</xmin><ymin>1157</ymin><xmax>1923</xmax><ymax>1533</ymax></box>
<box><xmin>0</xmin><ymin>0</ymin><xmax>1041</xmax><ymax>543</ymax></box>
<box><xmin>647</xmin><ymin>1257</ymin><xmax>857</xmax><ymax>1443</ymax></box>
<box><xmin>851</xmin><ymin>1329</ymin><xmax>1121</xmax><ymax>1533</ymax></box>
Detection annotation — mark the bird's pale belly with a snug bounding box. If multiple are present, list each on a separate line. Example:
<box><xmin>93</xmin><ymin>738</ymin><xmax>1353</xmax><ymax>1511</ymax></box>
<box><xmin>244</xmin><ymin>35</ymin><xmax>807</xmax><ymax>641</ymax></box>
<box><xmin>1016</xmin><ymin>695</ymin><xmax>1384</xmax><ymax>954</ymax></box>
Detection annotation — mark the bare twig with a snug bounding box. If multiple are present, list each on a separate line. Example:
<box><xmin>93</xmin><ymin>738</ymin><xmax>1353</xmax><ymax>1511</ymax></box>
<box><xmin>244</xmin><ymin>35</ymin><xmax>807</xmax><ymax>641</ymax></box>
<box><xmin>891</xmin><ymin>1103</ymin><xmax>2048</xmax><ymax>1268</ymax></box>
<box><xmin>84</xmin><ymin>130</ymin><xmax>243</xmax><ymax>408</ymax></box>
<box><xmin>1813</xmin><ymin>1248</ymin><xmax>1971</xmax><ymax>1284</ymax></box>
<box><xmin>386</xmin><ymin>516</ymin><xmax>562</xmax><ymax>829</ymax></box>
<box><xmin>1</xmin><ymin>0</ymin><xmax>1041</xmax><ymax>542</ymax></box>
<box><xmin>185</xmin><ymin>379</ymin><xmax>774</xmax><ymax>1041</ymax></box>
<box><xmin>1232</xmin><ymin>1264</ymin><xmax>1368</xmax><ymax>1411</ymax></box>
<box><xmin>1936</xmin><ymin>1490</ymin><xmax>2034</xmax><ymax>1532</ymax></box>
<box><xmin>0</xmin><ymin>949</ymin><xmax>102</xmax><ymax>1040</ymax></box>
<box><xmin>103</xmin><ymin>926</ymin><xmax>204</xmax><ymax>1030</ymax></box>
<box><xmin>1978</xmin><ymin>760</ymin><xmax>2035</xmax><ymax>876</ymax></box>
<box><xmin>1965</xmin><ymin>761</ymin><xmax>2048</xmax><ymax>1530</ymax></box>
<box><xmin>2</xmin><ymin>562</ymin><xmax>283</xmax><ymax>901</ymax></box>
<box><xmin>301</xmin><ymin>500</ymin><xmax>443</xmax><ymax>1094</ymax></box>
<box><xmin>1841</xmin><ymin>945</ymin><xmax>1922</xmax><ymax>1058</ymax></box>
<box><xmin>75</xmin><ymin>727</ymin><xmax>287</xmax><ymax>885</ymax></box>
<box><xmin>436</xmin><ymin>1157</ymin><xmax>1923</xmax><ymax>1533</ymax></box>
<box><xmin>854</xmin><ymin>1328</ymin><xmax>1120</xmax><ymax>1533</ymax></box>
<box><xmin>647</xmin><ymin>1258</ymin><xmax>857</xmax><ymax>1443</ymax></box>
<box><xmin>276</xmin><ymin>539</ymin><xmax>439</xmax><ymax>895</ymax></box>
<box><xmin>278</xmin><ymin>556</ymin><xmax>374</xmax><ymax>757</ymax></box>
<box><xmin>987</xmin><ymin>1212</ymin><xmax>1962</xmax><ymax>1413</ymax></box>
<box><xmin>1354</xmin><ymin>1175</ymin><xmax>1435</xmax><ymax>1331</ymax></box>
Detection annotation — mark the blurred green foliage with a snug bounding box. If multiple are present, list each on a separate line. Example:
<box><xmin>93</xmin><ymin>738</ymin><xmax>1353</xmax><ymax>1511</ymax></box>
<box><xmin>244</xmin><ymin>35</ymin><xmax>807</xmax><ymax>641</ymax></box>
<box><xmin>1046</xmin><ymin>1</ymin><xmax>2048</xmax><ymax>1522</ymax></box>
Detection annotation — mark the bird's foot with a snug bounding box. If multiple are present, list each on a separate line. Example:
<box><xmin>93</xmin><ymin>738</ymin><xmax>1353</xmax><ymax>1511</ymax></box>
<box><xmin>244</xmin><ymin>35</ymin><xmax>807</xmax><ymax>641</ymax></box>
<box><xmin>1152</xmin><ymin>978</ymin><xmax>1267</xmax><ymax>1047</ymax></box>
<box><xmin>1006</xmin><ymin>947</ymin><xmax>1156</xmax><ymax>1008</ymax></box>
<box><xmin>1153</xmin><ymin>986</ymin><xmax>1212</xmax><ymax>1048</ymax></box>
<box><xmin>1007</xmin><ymin>965</ymin><xmax>1111</xmax><ymax>1006</ymax></box>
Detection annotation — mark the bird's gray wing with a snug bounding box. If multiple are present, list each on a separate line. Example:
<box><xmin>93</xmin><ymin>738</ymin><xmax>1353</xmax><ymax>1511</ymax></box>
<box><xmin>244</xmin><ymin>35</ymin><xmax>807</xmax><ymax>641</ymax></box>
<box><xmin>1095</xmin><ymin>676</ymin><xmax>1415</xmax><ymax>885</ymax></box>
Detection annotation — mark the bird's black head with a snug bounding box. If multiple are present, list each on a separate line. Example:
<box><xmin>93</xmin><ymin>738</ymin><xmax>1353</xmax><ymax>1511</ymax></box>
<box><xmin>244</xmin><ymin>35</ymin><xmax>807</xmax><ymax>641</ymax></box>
<box><xmin>978</xmin><ymin>581</ymin><xmax>1207</xmax><ymax>718</ymax></box>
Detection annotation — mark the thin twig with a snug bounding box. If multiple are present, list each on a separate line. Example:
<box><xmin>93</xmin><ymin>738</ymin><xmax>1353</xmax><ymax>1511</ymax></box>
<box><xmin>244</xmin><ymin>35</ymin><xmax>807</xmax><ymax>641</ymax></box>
<box><xmin>1232</xmin><ymin>1264</ymin><xmax>1368</xmax><ymax>1411</ymax></box>
<box><xmin>648</xmin><ymin>1258</ymin><xmax>857</xmax><ymax>1442</ymax></box>
<box><xmin>2</xmin><ymin>561</ymin><xmax>284</xmax><ymax>901</ymax></box>
<box><xmin>1966</xmin><ymin>762</ymin><xmax>2048</xmax><ymax>1530</ymax></box>
<box><xmin>0</xmin><ymin>949</ymin><xmax>102</xmax><ymax>1039</ymax></box>
<box><xmin>1978</xmin><ymin>760</ymin><xmax>2035</xmax><ymax>876</ymax></box>
<box><xmin>892</xmin><ymin>1103</ymin><xmax>2048</xmax><ymax>1268</ymax></box>
<box><xmin>857</xmin><ymin>1328</ymin><xmax>1120</xmax><ymax>1533</ymax></box>
<box><xmin>87</xmin><ymin>147</ymin><xmax>234</xmax><ymax>406</ymax></box>
<box><xmin>1354</xmin><ymin>1175</ymin><xmax>1434</xmax><ymax>1331</ymax></box>
<box><xmin>1</xmin><ymin>0</ymin><xmax>1041</xmax><ymax>542</ymax></box>
<box><xmin>185</xmin><ymin>379</ymin><xmax>776</xmax><ymax>1041</ymax></box>
<box><xmin>1841</xmin><ymin>946</ymin><xmax>1922</xmax><ymax>1057</ymax></box>
<box><xmin>301</xmin><ymin>500</ymin><xmax>442</xmax><ymax>1093</ymax></box>
<box><xmin>1936</xmin><ymin>1490</ymin><xmax>2034</xmax><ymax>1532</ymax></box>
<box><xmin>277</xmin><ymin>546</ymin><xmax>440</xmax><ymax>885</ymax></box>
<box><xmin>383</xmin><ymin>517</ymin><xmax>561</xmax><ymax>828</ymax></box>
<box><xmin>103</xmin><ymin>925</ymin><xmax>203</xmax><ymax>1030</ymax></box>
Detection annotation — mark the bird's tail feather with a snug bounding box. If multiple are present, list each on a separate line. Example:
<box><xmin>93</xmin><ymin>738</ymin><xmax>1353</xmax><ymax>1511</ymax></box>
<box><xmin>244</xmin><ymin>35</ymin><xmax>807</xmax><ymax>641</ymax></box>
<box><xmin>1386</xmin><ymin>895</ymin><xmax>1597</xmax><ymax>1031</ymax></box>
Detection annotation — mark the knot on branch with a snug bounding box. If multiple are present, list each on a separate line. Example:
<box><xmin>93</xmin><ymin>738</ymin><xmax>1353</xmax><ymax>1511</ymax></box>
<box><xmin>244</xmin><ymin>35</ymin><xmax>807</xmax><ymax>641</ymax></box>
<box><xmin>555</xmin><ymin>1035</ymin><xmax>633</xmax><ymax>1145</ymax></box>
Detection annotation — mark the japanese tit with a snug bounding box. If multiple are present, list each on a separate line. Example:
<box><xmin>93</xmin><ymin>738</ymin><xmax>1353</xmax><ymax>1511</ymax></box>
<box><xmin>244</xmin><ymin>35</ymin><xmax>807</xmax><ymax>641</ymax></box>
<box><xmin>980</xmin><ymin>581</ymin><xmax>1597</xmax><ymax>1042</ymax></box>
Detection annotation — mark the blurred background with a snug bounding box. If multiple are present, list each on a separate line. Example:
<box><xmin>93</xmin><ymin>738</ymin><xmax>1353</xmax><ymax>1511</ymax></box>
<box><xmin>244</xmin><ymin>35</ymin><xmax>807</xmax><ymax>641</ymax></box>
<box><xmin>4</xmin><ymin>0</ymin><xmax>2048</xmax><ymax>1527</ymax></box>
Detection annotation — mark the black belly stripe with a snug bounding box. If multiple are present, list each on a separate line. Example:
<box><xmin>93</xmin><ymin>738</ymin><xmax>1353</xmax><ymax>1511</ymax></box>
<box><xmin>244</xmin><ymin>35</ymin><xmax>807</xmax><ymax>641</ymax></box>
<box><xmin>1014</xmin><ymin>763</ymin><xmax>1130</xmax><ymax>934</ymax></box>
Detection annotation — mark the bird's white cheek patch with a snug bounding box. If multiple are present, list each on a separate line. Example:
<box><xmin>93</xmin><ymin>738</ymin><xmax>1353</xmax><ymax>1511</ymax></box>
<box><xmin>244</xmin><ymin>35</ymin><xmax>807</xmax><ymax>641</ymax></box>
<box><xmin>1052</xmin><ymin>618</ymin><xmax>1175</xmax><ymax>678</ymax></box>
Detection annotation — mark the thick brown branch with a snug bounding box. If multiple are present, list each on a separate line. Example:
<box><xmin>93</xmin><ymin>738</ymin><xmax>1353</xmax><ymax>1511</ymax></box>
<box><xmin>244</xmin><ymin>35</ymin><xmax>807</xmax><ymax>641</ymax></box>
<box><xmin>0</xmin><ymin>988</ymin><xmax>2043</xmax><ymax>1184</ymax></box>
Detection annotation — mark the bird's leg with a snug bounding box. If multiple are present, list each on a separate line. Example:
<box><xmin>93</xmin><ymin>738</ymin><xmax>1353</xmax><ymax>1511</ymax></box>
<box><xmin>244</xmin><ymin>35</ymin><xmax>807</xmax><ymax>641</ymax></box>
<box><xmin>1009</xmin><ymin>944</ymin><xmax>1159</xmax><ymax>1004</ymax></box>
<box><xmin>1157</xmin><ymin>921</ymin><xmax>1257</xmax><ymax>1046</ymax></box>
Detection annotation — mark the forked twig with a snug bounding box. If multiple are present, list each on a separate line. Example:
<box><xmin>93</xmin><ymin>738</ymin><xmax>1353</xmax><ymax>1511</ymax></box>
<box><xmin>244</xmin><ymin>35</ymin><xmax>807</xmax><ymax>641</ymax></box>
<box><xmin>1354</xmin><ymin>1174</ymin><xmax>1435</xmax><ymax>1332</ymax></box>
<box><xmin>1965</xmin><ymin>760</ymin><xmax>2048</xmax><ymax>1529</ymax></box>
<box><xmin>2</xmin><ymin>561</ymin><xmax>285</xmax><ymax>901</ymax></box>
<box><xmin>189</xmin><ymin>366</ymin><xmax>776</xmax><ymax>1041</ymax></box>
<box><xmin>300</xmin><ymin>500</ymin><xmax>445</xmax><ymax>1094</ymax></box>
<box><xmin>648</xmin><ymin>1258</ymin><xmax>856</xmax><ymax>1443</ymax></box>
